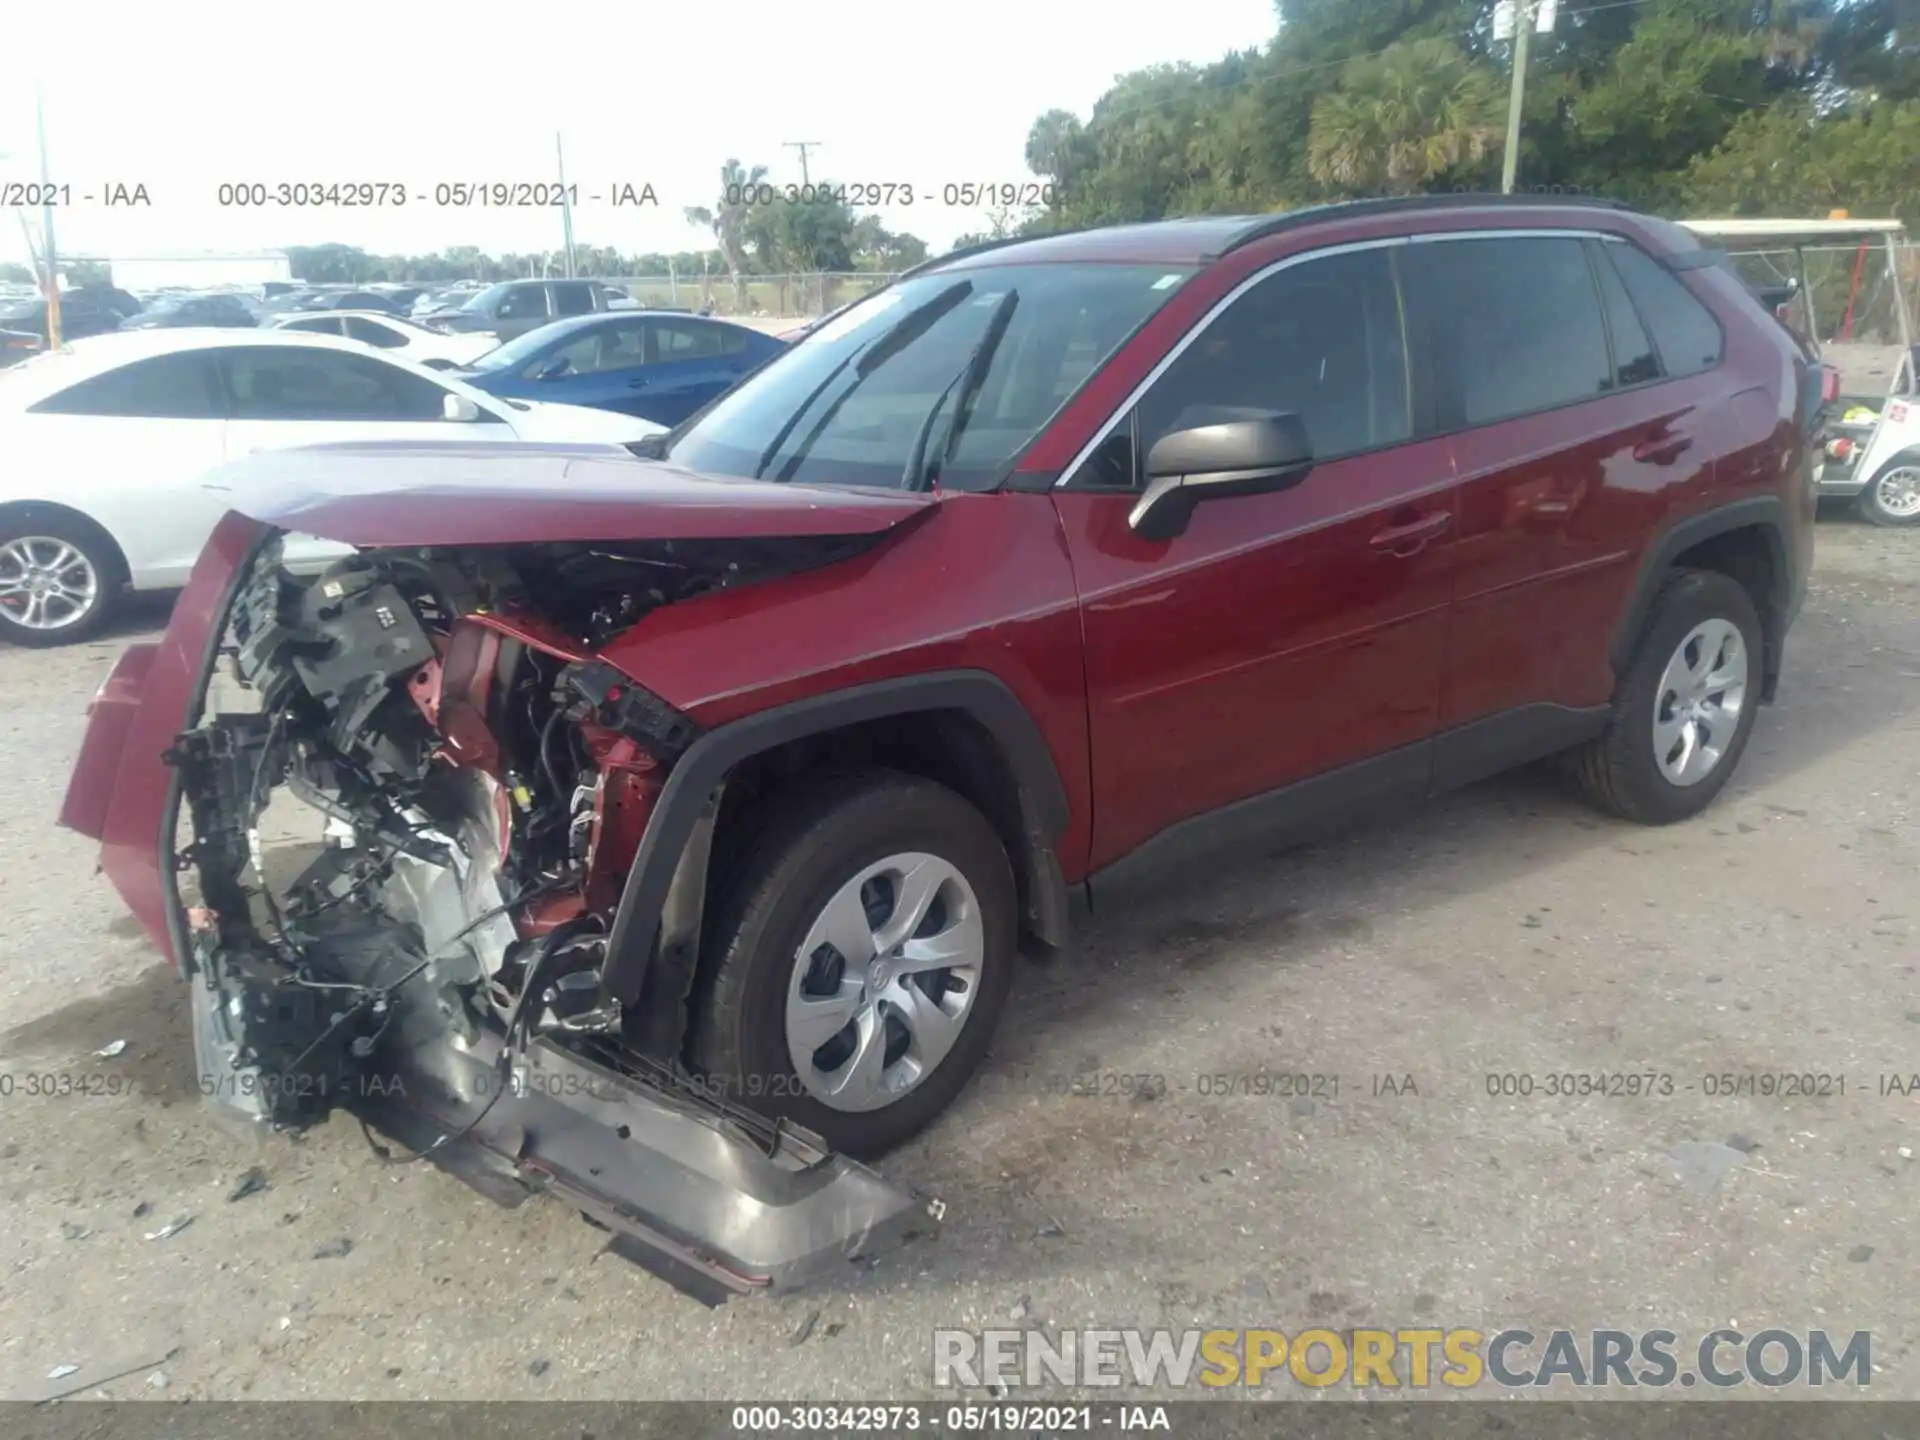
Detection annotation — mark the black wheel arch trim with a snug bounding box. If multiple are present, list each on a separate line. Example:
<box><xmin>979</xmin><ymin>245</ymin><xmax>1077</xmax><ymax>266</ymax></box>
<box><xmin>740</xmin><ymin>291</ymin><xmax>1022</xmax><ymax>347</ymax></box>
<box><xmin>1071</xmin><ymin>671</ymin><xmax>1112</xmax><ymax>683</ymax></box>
<box><xmin>598</xmin><ymin>669</ymin><xmax>1073</xmax><ymax>1007</ymax></box>
<box><xmin>1608</xmin><ymin>495</ymin><xmax>1795</xmax><ymax>689</ymax></box>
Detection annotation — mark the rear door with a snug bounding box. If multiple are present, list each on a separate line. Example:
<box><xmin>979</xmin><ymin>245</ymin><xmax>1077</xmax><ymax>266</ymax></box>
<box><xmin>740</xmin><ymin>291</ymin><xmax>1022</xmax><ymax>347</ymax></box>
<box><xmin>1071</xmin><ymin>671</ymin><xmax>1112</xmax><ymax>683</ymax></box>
<box><xmin>1399</xmin><ymin>231</ymin><xmax>1721</xmax><ymax>781</ymax></box>
<box><xmin>492</xmin><ymin>284</ymin><xmax>552</xmax><ymax>338</ymax></box>
<box><xmin>551</xmin><ymin>281</ymin><xmax>600</xmax><ymax>318</ymax></box>
<box><xmin>531</xmin><ymin>317</ymin><xmax>650</xmax><ymax>413</ymax></box>
<box><xmin>1054</xmin><ymin>241</ymin><xmax>1460</xmax><ymax>873</ymax></box>
<box><xmin>20</xmin><ymin>351</ymin><xmax>229</xmax><ymax>586</ymax></box>
<box><xmin>641</xmin><ymin>317</ymin><xmax>753</xmax><ymax>424</ymax></box>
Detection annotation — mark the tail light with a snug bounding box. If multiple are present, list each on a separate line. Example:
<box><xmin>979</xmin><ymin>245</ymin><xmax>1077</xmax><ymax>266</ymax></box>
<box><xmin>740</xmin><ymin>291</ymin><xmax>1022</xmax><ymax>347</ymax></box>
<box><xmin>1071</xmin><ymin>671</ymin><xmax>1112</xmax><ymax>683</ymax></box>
<box><xmin>1820</xmin><ymin>366</ymin><xmax>1841</xmax><ymax>405</ymax></box>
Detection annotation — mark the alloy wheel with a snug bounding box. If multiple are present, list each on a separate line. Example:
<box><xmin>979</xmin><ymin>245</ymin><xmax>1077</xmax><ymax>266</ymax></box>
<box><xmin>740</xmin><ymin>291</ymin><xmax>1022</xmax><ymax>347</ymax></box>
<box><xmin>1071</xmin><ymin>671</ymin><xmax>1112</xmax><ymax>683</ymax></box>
<box><xmin>0</xmin><ymin>536</ymin><xmax>99</xmax><ymax>633</ymax></box>
<box><xmin>1873</xmin><ymin>465</ymin><xmax>1920</xmax><ymax>519</ymax></box>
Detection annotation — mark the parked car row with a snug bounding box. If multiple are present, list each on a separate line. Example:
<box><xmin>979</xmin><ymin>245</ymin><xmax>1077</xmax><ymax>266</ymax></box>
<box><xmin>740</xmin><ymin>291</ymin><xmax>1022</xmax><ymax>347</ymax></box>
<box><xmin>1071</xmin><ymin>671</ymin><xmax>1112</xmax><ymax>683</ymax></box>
<box><xmin>0</xmin><ymin>328</ymin><xmax>669</xmax><ymax>644</ymax></box>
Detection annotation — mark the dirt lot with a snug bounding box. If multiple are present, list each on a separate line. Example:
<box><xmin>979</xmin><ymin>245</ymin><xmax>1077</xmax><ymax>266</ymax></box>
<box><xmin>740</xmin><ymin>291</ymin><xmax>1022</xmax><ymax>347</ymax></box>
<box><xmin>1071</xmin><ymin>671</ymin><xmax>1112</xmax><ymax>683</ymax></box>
<box><xmin>1</xmin><ymin>516</ymin><xmax>1917</xmax><ymax>1404</ymax></box>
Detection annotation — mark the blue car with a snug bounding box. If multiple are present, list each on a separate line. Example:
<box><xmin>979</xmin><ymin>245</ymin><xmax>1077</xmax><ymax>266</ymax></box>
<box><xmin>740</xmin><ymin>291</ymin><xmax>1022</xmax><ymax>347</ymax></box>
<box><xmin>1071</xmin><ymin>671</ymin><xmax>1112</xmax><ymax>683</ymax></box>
<box><xmin>454</xmin><ymin>312</ymin><xmax>788</xmax><ymax>427</ymax></box>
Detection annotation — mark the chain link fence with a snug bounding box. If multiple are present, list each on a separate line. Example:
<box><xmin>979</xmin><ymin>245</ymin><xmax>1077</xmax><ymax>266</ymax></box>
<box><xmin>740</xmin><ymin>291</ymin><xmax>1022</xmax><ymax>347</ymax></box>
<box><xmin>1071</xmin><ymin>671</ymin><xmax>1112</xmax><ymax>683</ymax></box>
<box><xmin>1717</xmin><ymin>242</ymin><xmax>1918</xmax><ymax>348</ymax></box>
<box><xmin>605</xmin><ymin>271</ymin><xmax>903</xmax><ymax>319</ymax></box>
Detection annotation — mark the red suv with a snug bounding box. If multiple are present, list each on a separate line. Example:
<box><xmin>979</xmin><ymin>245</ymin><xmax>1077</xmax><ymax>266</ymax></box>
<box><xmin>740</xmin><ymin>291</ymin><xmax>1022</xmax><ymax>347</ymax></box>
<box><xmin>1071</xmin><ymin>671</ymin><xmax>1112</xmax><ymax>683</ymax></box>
<box><xmin>60</xmin><ymin>197</ymin><xmax>1817</xmax><ymax>1298</ymax></box>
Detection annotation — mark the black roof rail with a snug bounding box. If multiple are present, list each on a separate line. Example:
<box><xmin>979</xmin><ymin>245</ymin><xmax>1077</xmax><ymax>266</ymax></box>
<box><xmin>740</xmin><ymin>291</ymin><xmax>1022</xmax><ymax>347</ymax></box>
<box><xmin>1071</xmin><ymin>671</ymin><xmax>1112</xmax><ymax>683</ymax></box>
<box><xmin>1207</xmin><ymin>192</ymin><xmax>1633</xmax><ymax>259</ymax></box>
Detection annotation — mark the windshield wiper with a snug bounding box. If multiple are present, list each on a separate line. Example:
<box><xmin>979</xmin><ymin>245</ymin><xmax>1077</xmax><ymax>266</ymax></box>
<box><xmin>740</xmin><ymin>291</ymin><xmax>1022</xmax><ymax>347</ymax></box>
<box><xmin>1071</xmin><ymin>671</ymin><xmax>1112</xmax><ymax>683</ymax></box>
<box><xmin>755</xmin><ymin>279</ymin><xmax>975</xmax><ymax>482</ymax></box>
<box><xmin>900</xmin><ymin>289</ymin><xmax>1018</xmax><ymax>490</ymax></box>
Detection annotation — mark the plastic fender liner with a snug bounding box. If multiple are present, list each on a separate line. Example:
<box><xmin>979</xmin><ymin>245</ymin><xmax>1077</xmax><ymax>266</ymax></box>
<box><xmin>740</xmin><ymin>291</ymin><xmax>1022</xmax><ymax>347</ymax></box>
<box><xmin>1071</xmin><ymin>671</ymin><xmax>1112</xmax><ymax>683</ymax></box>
<box><xmin>598</xmin><ymin>670</ymin><xmax>1072</xmax><ymax>1007</ymax></box>
<box><xmin>1609</xmin><ymin>495</ymin><xmax>1794</xmax><ymax>695</ymax></box>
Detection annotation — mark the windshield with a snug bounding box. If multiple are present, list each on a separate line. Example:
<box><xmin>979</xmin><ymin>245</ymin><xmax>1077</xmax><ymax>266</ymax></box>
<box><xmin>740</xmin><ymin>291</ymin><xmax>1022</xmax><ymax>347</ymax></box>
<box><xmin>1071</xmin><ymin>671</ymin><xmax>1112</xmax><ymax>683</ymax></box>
<box><xmin>459</xmin><ymin>284</ymin><xmax>510</xmax><ymax>314</ymax></box>
<box><xmin>663</xmin><ymin>263</ymin><xmax>1191</xmax><ymax>491</ymax></box>
<box><xmin>464</xmin><ymin>323</ymin><xmax>572</xmax><ymax>374</ymax></box>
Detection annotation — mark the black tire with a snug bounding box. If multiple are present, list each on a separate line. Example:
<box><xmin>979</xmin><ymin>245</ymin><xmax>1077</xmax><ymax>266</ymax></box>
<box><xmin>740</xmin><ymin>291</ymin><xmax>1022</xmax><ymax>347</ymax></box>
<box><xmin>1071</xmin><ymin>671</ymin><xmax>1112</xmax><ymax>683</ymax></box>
<box><xmin>1567</xmin><ymin>568</ymin><xmax>1764</xmax><ymax>824</ymax></box>
<box><xmin>690</xmin><ymin>769</ymin><xmax>1017</xmax><ymax>1158</ymax></box>
<box><xmin>1858</xmin><ymin>451</ymin><xmax>1920</xmax><ymax>527</ymax></box>
<box><xmin>0</xmin><ymin>513</ymin><xmax>121</xmax><ymax>647</ymax></box>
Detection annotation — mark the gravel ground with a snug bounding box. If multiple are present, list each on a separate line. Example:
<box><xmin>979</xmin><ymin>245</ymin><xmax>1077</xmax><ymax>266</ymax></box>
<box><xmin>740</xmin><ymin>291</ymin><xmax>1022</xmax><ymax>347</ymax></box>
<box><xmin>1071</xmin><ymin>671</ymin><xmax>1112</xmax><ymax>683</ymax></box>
<box><xmin>1</xmin><ymin>515</ymin><xmax>1917</xmax><ymax>1404</ymax></box>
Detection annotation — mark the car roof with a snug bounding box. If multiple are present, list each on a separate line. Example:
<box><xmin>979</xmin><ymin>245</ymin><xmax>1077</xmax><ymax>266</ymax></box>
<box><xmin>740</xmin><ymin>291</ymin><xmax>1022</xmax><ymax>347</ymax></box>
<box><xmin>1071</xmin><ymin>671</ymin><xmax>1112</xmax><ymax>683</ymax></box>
<box><xmin>0</xmin><ymin>327</ymin><xmax>418</xmax><ymax>410</ymax></box>
<box><xmin>509</xmin><ymin>311</ymin><xmax>765</xmax><ymax>341</ymax></box>
<box><xmin>925</xmin><ymin>195</ymin><xmax>1636</xmax><ymax>272</ymax></box>
<box><xmin>271</xmin><ymin>309</ymin><xmax>419</xmax><ymax>326</ymax></box>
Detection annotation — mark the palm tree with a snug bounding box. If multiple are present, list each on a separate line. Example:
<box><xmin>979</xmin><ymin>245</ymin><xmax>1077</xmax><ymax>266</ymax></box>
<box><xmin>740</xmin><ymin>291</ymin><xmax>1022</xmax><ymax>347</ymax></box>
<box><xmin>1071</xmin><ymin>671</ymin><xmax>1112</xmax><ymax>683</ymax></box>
<box><xmin>1308</xmin><ymin>39</ymin><xmax>1504</xmax><ymax>197</ymax></box>
<box><xmin>683</xmin><ymin>159</ymin><xmax>767</xmax><ymax>310</ymax></box>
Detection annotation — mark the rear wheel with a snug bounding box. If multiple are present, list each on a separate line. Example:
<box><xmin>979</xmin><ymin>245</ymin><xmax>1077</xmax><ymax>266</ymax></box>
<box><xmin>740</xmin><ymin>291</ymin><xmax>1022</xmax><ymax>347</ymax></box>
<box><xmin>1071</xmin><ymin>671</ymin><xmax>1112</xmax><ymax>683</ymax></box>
<box><xmin>0</xmin><ymin>518</ymin><xmax>119</xmax><ymax>647</ymax></box>
<box><xmin>1859</xmin><ymin>455</ymin><xmax>1920</xmax><ymax>527</ymax></box>
<box><xmin>690</xmin><ymin>770</ymin><xmax>1017</xmax><ymax>1159</ymax></box>
<box><xmin>1567</xmin><ymin>569</ymin><xmax>1763</xmax><ymax>824</ymax></box>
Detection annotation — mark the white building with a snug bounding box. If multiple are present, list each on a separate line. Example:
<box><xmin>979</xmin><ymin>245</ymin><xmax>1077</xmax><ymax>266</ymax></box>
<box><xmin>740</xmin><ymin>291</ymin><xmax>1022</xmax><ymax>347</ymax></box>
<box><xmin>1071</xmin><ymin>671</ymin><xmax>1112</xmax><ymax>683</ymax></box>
<box><xmin>94</xmin><ymin>251</ymin><xmax>294</xmax><ymax>292</ymax></box>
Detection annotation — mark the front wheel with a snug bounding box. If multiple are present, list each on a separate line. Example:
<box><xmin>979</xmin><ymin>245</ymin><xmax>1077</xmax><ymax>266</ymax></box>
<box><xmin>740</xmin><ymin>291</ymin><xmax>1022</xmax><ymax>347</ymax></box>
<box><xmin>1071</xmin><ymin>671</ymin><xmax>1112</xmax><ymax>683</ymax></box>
<box><xmin>1859</xmin><ymin>455</ymin><xmax>1920</xmax><ymax>527</ymax></box>
<box><xmin>0</xmin><ymin>520</ymin><xmax>119</xmax><ymax>647</ymax></box>
<box><xmin>690</xmin><ymin>770</ymin><xmax>1017</xmax><ymax>1158</ymax></box>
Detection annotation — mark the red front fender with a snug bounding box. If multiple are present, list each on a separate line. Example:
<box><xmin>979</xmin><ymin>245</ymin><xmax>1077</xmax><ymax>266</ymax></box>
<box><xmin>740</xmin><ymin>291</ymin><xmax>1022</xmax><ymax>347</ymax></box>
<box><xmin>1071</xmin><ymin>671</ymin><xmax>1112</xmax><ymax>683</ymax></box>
<box><xmin>58</xmin><ymin>512</ymin><xmax>272</xmax><ymax>967</ymax></box>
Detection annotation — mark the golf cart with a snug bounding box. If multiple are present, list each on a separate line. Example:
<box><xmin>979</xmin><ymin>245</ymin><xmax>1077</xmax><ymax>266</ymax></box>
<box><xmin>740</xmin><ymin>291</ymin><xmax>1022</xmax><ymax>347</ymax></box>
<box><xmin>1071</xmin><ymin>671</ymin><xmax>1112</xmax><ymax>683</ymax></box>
<box><xmin>1683</xmin><ymin>216</ymin><xmax>1919</xmax><ymax>527</ymax></box>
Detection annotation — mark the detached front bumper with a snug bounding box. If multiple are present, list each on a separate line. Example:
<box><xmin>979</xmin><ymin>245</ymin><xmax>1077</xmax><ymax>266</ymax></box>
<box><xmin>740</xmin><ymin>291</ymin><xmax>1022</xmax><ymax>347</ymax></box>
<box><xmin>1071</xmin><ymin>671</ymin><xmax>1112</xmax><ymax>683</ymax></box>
<box><xmin>62</xmin><ymin>511</ymin><xmax>936</xmax><ymax>1302</ymax></box>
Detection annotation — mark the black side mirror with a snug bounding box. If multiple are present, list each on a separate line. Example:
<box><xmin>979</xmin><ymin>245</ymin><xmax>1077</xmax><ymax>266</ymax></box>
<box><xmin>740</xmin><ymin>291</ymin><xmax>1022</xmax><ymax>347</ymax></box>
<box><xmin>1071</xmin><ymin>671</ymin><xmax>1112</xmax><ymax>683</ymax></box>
<box><xmin>1129</xmin><ymin>412</ymin><xmax>1315</xmax><ymax>541</ymax></box>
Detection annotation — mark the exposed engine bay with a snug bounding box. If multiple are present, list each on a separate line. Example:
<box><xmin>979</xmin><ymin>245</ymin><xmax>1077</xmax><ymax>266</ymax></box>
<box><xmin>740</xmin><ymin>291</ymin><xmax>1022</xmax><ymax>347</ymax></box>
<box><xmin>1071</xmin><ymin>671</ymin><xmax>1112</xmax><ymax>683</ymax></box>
<box><xmin>165</xmin><ymin>530</ymin><xmax>929</xmax><ymax>1299</ymax></box>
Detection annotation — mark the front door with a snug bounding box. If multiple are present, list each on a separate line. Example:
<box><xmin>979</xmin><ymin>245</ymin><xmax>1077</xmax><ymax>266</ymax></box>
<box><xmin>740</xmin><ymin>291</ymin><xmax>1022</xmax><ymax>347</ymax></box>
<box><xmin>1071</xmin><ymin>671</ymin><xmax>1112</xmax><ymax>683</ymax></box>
<box><xmin>1053</xmin><ymin>242</ymin><xmax>1460</xmax><ymax>874</ymax></box>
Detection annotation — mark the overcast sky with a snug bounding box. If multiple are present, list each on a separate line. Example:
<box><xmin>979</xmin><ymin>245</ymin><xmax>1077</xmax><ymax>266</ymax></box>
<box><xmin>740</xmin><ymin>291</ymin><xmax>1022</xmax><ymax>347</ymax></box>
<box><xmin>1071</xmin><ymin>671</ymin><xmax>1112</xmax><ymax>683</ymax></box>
<box><xmin>3</xmin><ymin>0</ymin><xmax>1277</xmax><ymax>272</ymax></box>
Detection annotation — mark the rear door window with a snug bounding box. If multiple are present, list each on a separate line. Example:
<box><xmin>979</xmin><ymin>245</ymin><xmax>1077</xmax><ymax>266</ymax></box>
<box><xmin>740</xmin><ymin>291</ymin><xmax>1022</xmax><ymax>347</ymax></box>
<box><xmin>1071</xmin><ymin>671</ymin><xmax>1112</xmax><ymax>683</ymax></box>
<box><xmin>283</xmin><ymin>316</ymin><xmax>346</xmax><ymax>336</ymax></box>
<box><xmin>551</xmin><ymin>282</ymin><xmax>597</xmax><ymax>317</ymax></box>
<box><xmin>1401</xmin><ymin>236</ymin><xmax>1613</xmax><ymax>429</ymax></box>
<box><xmin>344</xmin><ymin>316</ymin><xmax>406</xmax><ymax>348</ymax></box>
<box><xmin>649</xmin><ymin>318</ymin><xmax>732</xmax><ymax>360</ymax></box>
<box><xmin>495</xmin><ymin>286</ymin><xmax>550</xmax><ymax>321</ymax></box>
<box><xmin>28</xmin><ymin>353</ymin><xmax>223</xmax><ymax>418</ymax></box>
<box><xmin>219</xmin><ymin>347</ymin><xmax>451</xmax><ymax>421</ymax></box>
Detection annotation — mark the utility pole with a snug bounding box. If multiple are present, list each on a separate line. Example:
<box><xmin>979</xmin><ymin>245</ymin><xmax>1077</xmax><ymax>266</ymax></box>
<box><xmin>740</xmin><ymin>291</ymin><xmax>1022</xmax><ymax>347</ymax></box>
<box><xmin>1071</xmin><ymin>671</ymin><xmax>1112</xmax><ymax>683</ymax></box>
<box><xmin>1499</xmin><ymin>0</ymin><xmax>1535</xmax><ymax>194</ymax></box>
<box><xmin>783</xmin><ymin>141</ymin><xmax>821</xmax><ymax>187</ymax></box>
<box><xmin>556</xmin><ymin>132</ymin><xmax>577</xmax><ymax>278</ymax></box>
<box><xmin>37</xmin><ymin>91</ymin><xmax>61</xmax><ymax>345</ymax></box>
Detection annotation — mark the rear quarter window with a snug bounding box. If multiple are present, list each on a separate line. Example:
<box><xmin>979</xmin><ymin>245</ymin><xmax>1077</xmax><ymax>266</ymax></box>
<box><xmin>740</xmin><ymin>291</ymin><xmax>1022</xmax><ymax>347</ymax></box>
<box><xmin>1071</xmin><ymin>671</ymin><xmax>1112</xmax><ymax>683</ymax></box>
<box><xmin>1603</xmin><ymin>241</ymin><xmax>1725</xmax><ymax>378</ymax></box>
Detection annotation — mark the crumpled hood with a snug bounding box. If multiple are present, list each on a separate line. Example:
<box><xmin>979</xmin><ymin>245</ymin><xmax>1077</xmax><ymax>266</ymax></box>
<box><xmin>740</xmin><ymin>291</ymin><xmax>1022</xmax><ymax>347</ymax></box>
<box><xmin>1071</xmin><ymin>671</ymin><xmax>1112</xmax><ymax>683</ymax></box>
<box><xmin>196</xmin><ymin>440</ymin><xmax>939</xmax><ymax>547</ymax></box>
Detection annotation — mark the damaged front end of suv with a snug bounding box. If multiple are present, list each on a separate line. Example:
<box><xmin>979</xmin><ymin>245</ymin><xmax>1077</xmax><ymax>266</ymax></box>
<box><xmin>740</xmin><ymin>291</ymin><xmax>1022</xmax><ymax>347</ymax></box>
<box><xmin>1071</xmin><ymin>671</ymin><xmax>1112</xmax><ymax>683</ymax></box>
<box><xmin>64</xmin><ymin>446</ymin><xmax>944</xmax><ymax>1303</ymax></box>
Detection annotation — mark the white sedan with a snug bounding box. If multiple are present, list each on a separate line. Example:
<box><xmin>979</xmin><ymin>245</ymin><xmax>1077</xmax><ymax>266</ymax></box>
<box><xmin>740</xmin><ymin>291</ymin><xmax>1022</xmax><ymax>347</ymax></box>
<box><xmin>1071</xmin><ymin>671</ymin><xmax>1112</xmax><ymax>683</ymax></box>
<box><xmin>266</xmin><ymin>309</ymin><xmax>500</xmax><ymax>368</ymax></box>
<box><xmin>0</xmin><ymin>328</ymin><xmax>664</xmax><ymax>646</ymax></box>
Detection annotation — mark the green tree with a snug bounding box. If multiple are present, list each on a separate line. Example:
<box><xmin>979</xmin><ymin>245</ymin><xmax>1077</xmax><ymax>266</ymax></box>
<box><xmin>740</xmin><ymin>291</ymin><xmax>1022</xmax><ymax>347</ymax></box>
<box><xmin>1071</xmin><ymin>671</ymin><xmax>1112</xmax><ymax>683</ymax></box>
<box><xmin>1307</xmin><ymin>37</ymin><xmax>1504</xmax><ymax>195</ymax></box>
<box><xmin>62</xmin><ymin>260</ymin><xmax>111</xmax><ymax>287</ymax></box>
<box><xmin>849</xmin><ymin>215</ymin><xmax>928</xmax><ymax>271</ymax></box>
<box><xmin>1682</xmin><ymin>98</ymin><xmax>1920</xmax><ymax>224</ymax></box>
<box><xmin>684</xmin><ymin>159</ymin><xmax>767</xmax><ymax>309</ymax></box>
